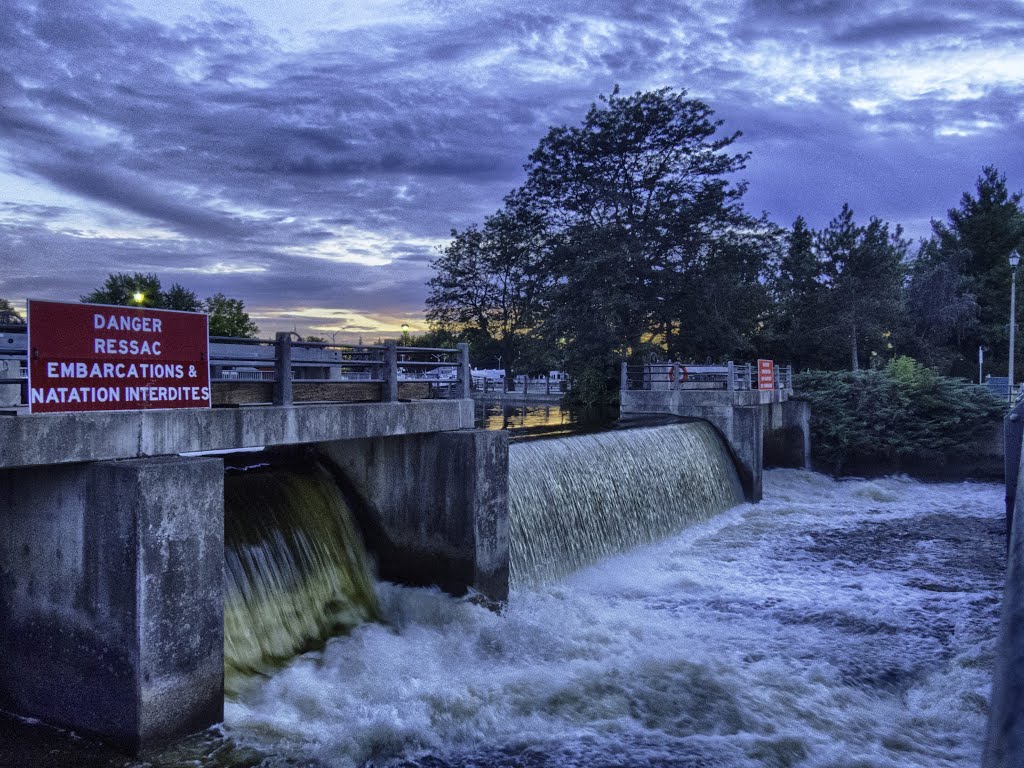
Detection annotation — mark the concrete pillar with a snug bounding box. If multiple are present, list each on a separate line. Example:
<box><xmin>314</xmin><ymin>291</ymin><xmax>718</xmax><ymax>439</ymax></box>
<box><xmin>729</xmin><ymin>405</ymin><xmax>764</xmax><ymax>503</ymax></box>
<box><xmin>320</xmin><ymin>429</ymin><xmax>509</xmax><ymax>603</ymax></box>
<box><xmin>763</xmin><ymin>399</ymin><xmax>812</xmax><ymax>470</ymax></box>
<box><xmin>0</xmin><ymin>456</ymin><xmax>224</xmax><ymax>755</ymax></box>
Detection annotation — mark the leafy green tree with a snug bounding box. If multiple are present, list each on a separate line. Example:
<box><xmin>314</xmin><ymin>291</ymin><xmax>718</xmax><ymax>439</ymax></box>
<box><xmin>205</xmin><ymin>293</ymin><xmax>259</xmax><ymax>338</ymax></box>
<box><xmin>520</xmin><ymin>86</ymin><xmax>755</xmax><ymax>373</ymax></box>
<box><xmin>0</xmin><ymin>298</ymin><xmax>25</xmax><ymax>325</ymax></box>
<box><xmin>83</xmin><ymin>273</ymin><xmax>259</xmax><ymax>337</ymax></box>
<box><xmin>816</xmin><ymin>205</ymin><xmax>907</xmax><ymax>370</ymax></box>
<box><xmin>427</xmin><ymin>200</ymin><xmax>548</xmax><ymax>379</ymax></box>
<box><xmin>82</xmin><ymin>272</ymin><xmax>163</xmax><ymax>307</ymax></box>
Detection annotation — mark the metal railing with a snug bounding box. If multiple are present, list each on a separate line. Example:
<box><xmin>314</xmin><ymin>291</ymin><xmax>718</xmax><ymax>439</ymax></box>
<box><xmin>620</xmin><ymin>361</ymin><xmax>794</xmax><ymax>392</ymax></box>
<box><xmin>471</xmin><ymin>374</ymin><xmax>570</xmax><ymax>396</ymax></box>
<box><xmin>0</xmin><ymin>326</ymin><xmax>472</xmax><ymax>407</ymax></box>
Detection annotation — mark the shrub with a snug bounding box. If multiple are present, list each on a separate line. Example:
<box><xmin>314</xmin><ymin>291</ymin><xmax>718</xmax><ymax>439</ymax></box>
<box><xmin>793</xmin><ymin>357</ymin><xmax>1004</xmax><ymax>474</ymax></box>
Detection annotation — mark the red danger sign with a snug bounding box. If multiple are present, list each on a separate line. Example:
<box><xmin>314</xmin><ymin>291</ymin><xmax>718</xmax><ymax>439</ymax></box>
<box><xmin>757</xmin><ymin>359</ymin><xmax>775</xmax><ymax>389</ymax></box>
<box><xmin>28</xmin><ymin>300</ymin><xmax>211</xmax><ymax>413</ymax></box>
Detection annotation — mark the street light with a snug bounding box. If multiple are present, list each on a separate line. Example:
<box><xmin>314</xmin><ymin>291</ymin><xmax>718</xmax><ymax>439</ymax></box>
<box><xmin>1010</xmin><ymin>250</ymin><xmax>1020</xmax><ymax>404</ymax></box>
<box><xmin>132</xmin><ymin>291</ymin><xmax>145</xmax><ymax>305</ymax></box>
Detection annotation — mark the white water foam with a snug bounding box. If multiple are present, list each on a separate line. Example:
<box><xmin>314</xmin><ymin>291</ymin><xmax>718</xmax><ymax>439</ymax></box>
<box><xmin>225</xmin><ymin>470</ymin><xmax>1004</xmax><ymax>767</ymax></box>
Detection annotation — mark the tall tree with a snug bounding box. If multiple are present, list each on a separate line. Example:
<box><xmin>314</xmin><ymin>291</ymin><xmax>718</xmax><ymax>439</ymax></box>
<box><xmin>767</xmin><ymin>216</ymin><xmax>829</xmax><ymax>370</ymax></box>
<box><xmin>900</xmin><ymin>238</ymin><xmax>977</xmax><ymax>374</ymax></box>
<box><xmin>817</xmin><ymin>205</ymin><xmax>907</xmax><ymax>371</ymax></box>
<box><xmin>520</xmin><ymin>86</ymin><xmax>758</xmax><ymax>376</ymax></box>
<box><xmin>927</xmin><ymin>166</ymin><xmax>1024</xmax><ymax>377</ymax></box>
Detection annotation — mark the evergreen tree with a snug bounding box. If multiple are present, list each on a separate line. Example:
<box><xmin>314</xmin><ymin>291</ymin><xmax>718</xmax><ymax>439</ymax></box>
<box><xmin>767</xmin><ymin>216</ymin><xmax>829</xmax><ymax>370</ymax></box>
<box><xmin>927</xmin><ymin>166</ymin><xmax>1024</xmax><ymax>378</ymax></box>
<box><xmin>817</xmin><ymin>205</ymin><xmax>907</xmax><ymax>371</ymax></box>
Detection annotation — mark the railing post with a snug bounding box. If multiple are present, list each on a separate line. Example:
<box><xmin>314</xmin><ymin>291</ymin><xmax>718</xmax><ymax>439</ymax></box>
<box><xmin>774</xmin><ymin>364</ymin><xmax>780</xmax><ymax>389</ymax></box>
<box><xmin>620</xmin><ymin>361</ymin><xmax>628</xmax><ymax>391</ymax></box>
<box><xmin>673</xmin><ymin>362</ymin><xmax>682</xmax><ymax>391</ymax></box>
<box><xmin>383</xmin><ymin>340</ymin><xmax>399</xmax><ymax>402</ymax></box>
<box><xmin>727</xmin><ymin>361</ymin><xmax>735</xmax><ymax>393</ymax></box>
<box><xmin>457</xmin><ymin>342</ymin><xmax>471</xmax><ymax>399</ymax></box>
<box><xmin>273</xmin><ymin>332</ymin><xmax>293</xmax><ymax>406</ymax></box>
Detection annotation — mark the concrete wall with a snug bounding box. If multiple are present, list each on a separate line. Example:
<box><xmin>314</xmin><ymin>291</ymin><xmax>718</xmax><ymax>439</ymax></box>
<box><xmin>987</xmin><ymin>402</ymin><xmax>1024</xmax><ymax>768</ymax></box>
<box><xmin>763</xmin><ymin>399</ymin><xmax>811</xmax><ymax>470</ymax></box>
<box><xmin>0</xmin><ymin>456</ymin><xmax>224</xmax><ymax>755</ymax></box>
<box><xmin>320</xmin><ymin>429</ymin><xmax>510</xmax><ymax>603</ymax></box>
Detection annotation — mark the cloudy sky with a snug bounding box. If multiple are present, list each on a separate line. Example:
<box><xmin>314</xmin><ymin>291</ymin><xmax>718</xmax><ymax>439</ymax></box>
<box><xmin>2</xmin><ymin>0</ymin><xmax>1022</xmax><ymax>340</ymax></box>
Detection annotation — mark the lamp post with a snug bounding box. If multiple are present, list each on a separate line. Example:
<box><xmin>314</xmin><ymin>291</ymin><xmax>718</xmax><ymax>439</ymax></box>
<box><xmin>1010</xmin><ymin>250</ymin><xmax>1020</xmax><ymax>404</ymax></box>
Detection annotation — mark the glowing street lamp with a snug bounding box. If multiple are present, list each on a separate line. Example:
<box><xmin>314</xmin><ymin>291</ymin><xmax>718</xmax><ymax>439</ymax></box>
<box><xmin>1010</xmin><ymin>250</ymin><xmax>1020</xmax><ymax>404</ymax></box>
<box><xmin>132</xmin><ymin>291</ymin><xmax>145</xmax><ymax>305</ymax></box>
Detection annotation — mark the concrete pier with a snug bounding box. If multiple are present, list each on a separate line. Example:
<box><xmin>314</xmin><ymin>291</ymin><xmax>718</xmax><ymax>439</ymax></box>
<box><xmin>0</xmin><ymin>456</ymin><xmax>224</xmax><ymax>754</ymax></box>
<box><xmin>322</xmin><ymin>429</ymin><xmax>510</xmax><ymax>602</ymax></box>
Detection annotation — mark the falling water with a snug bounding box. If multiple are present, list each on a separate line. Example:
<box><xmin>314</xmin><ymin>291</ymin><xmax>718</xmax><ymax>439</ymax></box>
<box><xmin>223</xmin><ymin>461</ymin><xmax>379</xmax><ymax>684</ymax></box>
<box><xmin>509</xmin><ymin>421</ymin><xmax>744</xmax><ymax>585</ymax></box>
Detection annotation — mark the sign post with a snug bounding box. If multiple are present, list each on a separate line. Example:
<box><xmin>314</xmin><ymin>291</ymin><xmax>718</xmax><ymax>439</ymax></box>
<box><xmin>27</xmin><ymin>300</ymin><xmax>211</xmax><ymax>414</ymax></box>
<box><xmin>757</xmin><ymin>358</ymin><xmax>775</xmax><ymax>390</ymax></box>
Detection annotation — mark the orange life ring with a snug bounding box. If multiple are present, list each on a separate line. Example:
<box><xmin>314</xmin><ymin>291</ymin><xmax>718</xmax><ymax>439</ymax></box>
<box><xmin>668</xmin><ymin>365</ymin><xmax>674</xmax><ymax>382</ymax></box>
<box><xmin>680</xmin><ymin>366</ymin><xmax>689</xmax><ymax>382</ymax></box>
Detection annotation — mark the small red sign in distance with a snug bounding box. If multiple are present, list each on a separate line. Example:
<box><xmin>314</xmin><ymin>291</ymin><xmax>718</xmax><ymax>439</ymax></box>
<box><xmin>757</xmin><ymin>358</ymin><xmax>774</xmax><ymax>390</ymax></box>
<box><xmin>27</xmin><ymin>300</ymin><xmax>211</xmax><ymax>414</ymax></box>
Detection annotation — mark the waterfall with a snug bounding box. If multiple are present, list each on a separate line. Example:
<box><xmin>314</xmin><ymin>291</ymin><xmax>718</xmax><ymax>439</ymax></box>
<box><xmin>223</xmin><ymin>461</ymin><xmax>379</xmax><ymax>685</ymax></box>
<box><xmin>509</xmin><ymin>421</ymin><xmax>744</xmax><ymax>585</ymax></box>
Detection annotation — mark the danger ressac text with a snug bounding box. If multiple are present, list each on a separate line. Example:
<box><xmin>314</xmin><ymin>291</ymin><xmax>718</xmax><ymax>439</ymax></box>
<box><xmin>27</xmin><ymin>301</ymin><xmax>211</xmax><ymax>413</ymax></box>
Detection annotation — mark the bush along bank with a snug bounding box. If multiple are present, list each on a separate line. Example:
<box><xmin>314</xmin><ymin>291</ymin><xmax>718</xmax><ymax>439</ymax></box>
<box><xmin>793</xmin><ymin>357</ymin><xmax>1006</xmax><ymax>479</ymax></box>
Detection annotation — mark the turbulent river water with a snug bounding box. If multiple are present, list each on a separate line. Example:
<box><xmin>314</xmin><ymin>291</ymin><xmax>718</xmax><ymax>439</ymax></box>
<box><xmin>0</xmin><ymin>470</ymin><xmax>1004</xmax><ymax>768</ymax></box>
<box><xmin>222</xmin><ymin>470</ymin><xmax>1003</xmax><ymax>768</ymax></box>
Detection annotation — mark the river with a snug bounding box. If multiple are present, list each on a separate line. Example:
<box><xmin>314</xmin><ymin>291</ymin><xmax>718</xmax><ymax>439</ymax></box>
<box><xmin>225</xmin><ymin>470</ymin><xmax>1003</xmax><ymax>767</ymax></box>
<box><xmin>0</xmin><ymin>469</ymin><xmax>1003</xmax><ymax>767</ymax></box>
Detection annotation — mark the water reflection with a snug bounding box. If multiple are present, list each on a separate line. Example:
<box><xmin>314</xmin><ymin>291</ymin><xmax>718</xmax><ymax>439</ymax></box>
<box><xmin>474</xmin><ymin>401</ymin><xmax>617</xmax><ymax>439</ymax></box>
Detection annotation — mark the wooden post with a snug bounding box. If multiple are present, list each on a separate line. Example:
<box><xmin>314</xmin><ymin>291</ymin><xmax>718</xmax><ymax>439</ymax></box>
<box><xmin>673</xmin><ymin>362</ymin><xmax>682</xmax><ymax>391</ymax></box>
<box><xmin>457</xmin><ymin>342</ymin><xmax>471</xmax><ymax>399</ymax></box>
<box><xmin>546</xmin><ymin>375</ymin><xmax>550</xmax><ymax>395</ymax></box>
<box><xmin>727</xmin><ymin>361</ymin><xmax>735</xmax><ymax>393</ymax></box>
<box><xmin>620</xmin><ymin>361</ymin><xmax>628</xmax><ymax>391</ymax></box>
<box><xmin>273</xmin><ymin>332</ymin><xmax>293</xmax><ymax>406</ymax></box>
<box><xmin>383</xmin><ymin>340</ymin><xmax>398</xmax><ymax>402</ymax></box>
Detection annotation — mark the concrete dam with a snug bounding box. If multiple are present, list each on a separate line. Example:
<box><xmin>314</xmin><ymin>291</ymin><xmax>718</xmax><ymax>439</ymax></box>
<box><xmin>221</xmin><ymin>422</ymin><xmax>745</xmax><ymax>695</ymax></box>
